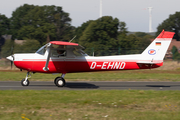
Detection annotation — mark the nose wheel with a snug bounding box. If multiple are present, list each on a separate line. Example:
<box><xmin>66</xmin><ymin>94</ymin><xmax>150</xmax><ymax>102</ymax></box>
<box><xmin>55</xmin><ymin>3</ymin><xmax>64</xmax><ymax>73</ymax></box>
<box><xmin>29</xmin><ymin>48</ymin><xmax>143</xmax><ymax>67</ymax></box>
<box><xmin>21</xmin><ymin>78</ymin><xmax>30</xmax><ymax>86</ymax></box>
<box><xmin>21</xmin><ymin>72</ymin><xmax>31</xmax><ymax>86</ymax></box>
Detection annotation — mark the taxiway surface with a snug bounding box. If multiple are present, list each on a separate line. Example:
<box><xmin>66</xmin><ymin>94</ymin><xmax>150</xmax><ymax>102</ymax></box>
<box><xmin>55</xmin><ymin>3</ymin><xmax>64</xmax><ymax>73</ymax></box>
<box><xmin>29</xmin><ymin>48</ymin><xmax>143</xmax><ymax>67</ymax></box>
<box><xmin>0</xmin><ymin>81</ymin><xmax>180</xmax><ymax>90</ymax></box>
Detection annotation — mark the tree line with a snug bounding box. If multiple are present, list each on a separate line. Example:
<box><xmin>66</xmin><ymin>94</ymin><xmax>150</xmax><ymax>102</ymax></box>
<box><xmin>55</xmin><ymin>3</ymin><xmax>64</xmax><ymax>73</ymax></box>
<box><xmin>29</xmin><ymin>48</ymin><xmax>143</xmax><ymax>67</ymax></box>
<box><xmin>0</xmin><ymin>4</ymin><xmax>180</xmax><ymax>57</ymax></box>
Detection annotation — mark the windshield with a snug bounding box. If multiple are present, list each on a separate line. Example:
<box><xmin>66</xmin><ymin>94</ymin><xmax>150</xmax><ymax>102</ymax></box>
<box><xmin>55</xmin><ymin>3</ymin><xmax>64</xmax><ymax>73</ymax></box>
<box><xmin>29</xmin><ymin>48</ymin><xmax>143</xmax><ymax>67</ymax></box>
<box><xmin>36</xmin><ymin>44</ymin><xmax>47</xmax><ymax>55</ymax></box>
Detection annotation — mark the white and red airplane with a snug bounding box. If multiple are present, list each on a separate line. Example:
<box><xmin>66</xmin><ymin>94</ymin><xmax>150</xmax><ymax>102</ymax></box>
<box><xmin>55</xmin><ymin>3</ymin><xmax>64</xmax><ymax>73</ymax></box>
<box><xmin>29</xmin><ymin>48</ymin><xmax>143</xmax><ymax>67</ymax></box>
<box><xmin>6</xmin><ymin>30</ymin><xmax>175</xmax><ymax>87</ymax></box>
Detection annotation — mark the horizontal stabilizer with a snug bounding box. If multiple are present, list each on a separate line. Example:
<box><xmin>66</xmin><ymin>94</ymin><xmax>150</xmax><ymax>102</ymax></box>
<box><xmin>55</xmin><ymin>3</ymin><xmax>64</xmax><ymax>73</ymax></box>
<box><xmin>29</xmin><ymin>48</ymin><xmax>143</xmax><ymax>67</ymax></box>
<box><xmin>136</xmin><ymin>61</ymin><xmax>154</xmax><ymax>64</ymax></box>
<box><xmin>137</xmin><ymin>62</ymin><xmax>163</xmax><ymax>69</ymax></box>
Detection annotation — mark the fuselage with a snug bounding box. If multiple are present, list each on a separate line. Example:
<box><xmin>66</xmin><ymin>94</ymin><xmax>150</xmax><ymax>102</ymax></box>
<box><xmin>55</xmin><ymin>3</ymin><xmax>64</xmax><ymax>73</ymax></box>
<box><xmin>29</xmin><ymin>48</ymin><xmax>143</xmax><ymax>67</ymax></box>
<box><xmin>13</xmin><ymin>53</ymin><xmax>162</xmax><ymax>74</ymax></box>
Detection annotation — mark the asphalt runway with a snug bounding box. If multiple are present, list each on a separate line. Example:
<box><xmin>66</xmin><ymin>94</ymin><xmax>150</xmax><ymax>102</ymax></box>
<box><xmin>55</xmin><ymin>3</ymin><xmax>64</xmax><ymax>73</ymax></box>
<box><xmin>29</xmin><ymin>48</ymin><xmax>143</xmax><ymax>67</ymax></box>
<box><xmin>0</xmin><ymin>81</ymin><xmax>180</xmax><ymax>90</ymax></box>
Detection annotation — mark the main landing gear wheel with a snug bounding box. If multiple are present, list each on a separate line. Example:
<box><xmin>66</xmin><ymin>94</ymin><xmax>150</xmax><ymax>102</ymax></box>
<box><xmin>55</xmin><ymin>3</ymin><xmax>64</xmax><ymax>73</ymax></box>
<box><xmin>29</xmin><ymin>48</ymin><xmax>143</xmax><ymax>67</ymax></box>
<box><xmin>54</xmin><ymin>77</ymin><xmax>61</xmax><ymax>85</ymax></box>
<box><xmin>55</xmin><ymin>77</ymin><xmax>66</xmax><ymax>87</ymax></box>
<box><xmin>21</xmin><ymin>78</ymin><xmax>30</xmax><ymax>86</ymax></box>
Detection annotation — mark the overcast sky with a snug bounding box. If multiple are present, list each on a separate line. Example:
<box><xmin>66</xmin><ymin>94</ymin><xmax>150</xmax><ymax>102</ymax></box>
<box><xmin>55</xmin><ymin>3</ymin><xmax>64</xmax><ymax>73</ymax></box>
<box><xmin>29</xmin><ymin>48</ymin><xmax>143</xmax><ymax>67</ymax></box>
<box><xmin>0</xmin><ymin>0</ymin><xmax>179</xmax><ymax>32</ymax></box>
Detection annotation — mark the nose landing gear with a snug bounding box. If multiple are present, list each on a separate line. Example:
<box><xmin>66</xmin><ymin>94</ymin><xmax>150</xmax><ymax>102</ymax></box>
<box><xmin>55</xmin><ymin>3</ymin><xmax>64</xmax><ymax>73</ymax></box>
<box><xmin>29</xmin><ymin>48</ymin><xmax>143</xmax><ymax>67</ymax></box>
<box><xmin>21</xmin><ymin>72</ymin><xmax>31</xmax><ymax>86</ymax></box>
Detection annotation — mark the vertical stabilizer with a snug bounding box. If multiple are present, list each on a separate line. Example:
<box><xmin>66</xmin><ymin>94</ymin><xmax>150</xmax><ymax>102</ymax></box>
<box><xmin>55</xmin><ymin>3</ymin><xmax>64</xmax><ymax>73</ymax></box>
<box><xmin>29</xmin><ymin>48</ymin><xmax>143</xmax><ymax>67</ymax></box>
<box><xmin>141</xmin><ymin>30</ymin><xmax>175</xmax><ymax>63</ymax></box>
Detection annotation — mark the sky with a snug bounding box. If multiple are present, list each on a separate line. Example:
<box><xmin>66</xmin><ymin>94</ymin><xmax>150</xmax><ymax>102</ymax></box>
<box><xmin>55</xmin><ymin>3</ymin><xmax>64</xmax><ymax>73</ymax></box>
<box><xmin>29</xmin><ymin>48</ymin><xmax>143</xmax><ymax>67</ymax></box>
<box><xmin>0</xmin><ymin>0</ymin><xmax>180</xmax><ymax>32</ymax></box>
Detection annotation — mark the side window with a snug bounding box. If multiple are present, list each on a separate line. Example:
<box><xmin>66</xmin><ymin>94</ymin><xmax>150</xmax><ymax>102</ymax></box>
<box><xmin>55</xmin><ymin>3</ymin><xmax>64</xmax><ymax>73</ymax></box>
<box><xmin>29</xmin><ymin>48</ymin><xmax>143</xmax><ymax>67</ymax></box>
<box><xmin>72</xmin><ymin>47</ymin><xmax>88</xmax><ymax>56</ymax></box>
<box><xmin>73</xmin><ymin>49</ymin><xmax>82</xmax><ymax>56</ymax></box>
<box><xmin>51</xmin><ymin>45</ymin><xmax>66</xmax><ymax>57</ymax></box>
<box><xmin>51</xmin><ymin>49</ymin><xmax>66</xmax><ymax>57</ymax></box>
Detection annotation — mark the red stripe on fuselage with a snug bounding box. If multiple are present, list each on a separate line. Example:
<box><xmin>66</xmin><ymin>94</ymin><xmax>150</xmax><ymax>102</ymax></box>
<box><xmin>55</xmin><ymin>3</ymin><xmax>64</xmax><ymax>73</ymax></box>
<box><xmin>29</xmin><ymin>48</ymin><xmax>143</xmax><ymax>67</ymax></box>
<box><xmin>14</xmin><ymin>60</ymin><xmax>162</xmax><ymax>73</ymax></box>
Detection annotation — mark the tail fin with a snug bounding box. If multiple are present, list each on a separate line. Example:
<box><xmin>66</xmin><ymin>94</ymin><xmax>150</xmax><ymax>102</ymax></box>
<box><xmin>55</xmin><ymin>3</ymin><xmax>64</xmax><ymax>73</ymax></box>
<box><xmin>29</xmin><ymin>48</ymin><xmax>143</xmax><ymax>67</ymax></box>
<box><xmin>140</xmin><ymin>30</ymin><xmax>175</xmax><ymax>63</ymax></box>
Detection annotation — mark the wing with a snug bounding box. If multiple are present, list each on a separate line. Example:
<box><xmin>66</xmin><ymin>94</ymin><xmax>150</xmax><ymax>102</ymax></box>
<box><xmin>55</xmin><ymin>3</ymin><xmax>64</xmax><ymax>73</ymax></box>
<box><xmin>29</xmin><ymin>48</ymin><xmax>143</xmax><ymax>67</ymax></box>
<box><xmin>50</xmin><ymin>41</ymin><xmax>84</xmax><ymax>49</ymax></box>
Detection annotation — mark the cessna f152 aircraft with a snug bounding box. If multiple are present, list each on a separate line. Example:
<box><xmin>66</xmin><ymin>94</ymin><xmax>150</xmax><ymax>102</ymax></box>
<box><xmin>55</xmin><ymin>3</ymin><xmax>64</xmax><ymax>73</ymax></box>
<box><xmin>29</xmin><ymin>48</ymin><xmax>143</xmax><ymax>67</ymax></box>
<box><xmin>6</xmin><ymin>30</ymin><xmax>175</xmax><ymax>87</ymax></box>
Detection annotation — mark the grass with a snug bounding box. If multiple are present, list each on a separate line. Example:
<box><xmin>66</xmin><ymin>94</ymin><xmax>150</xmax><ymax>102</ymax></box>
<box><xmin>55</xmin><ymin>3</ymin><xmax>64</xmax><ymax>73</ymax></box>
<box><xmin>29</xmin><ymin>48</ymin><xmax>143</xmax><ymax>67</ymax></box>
<box><xmin>0</xmin><ymin>70</ymin><xmax>180</xmax><ymax>82</ymax></box>
<box><xmin>0</xmin><ymin>90</ymin><xmax>180</xmax><ymax>120</ymax></box>
<box><xmin>0</xmin><ymin>60</ymin><xmax>180</xmax><ymax>119</ymax></box>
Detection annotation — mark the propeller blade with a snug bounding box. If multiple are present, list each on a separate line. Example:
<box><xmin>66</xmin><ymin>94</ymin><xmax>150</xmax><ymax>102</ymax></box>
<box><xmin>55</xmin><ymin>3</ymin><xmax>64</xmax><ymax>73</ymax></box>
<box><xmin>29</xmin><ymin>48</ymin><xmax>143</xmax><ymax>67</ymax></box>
<box><xmin>10</xmin><ymin>46</ymin><xmax>14</xmax><ymax>69</ymax></box>
<box><xmin>11</xmin><ymin>61</ymin><xmax>13</xmax><ymax>69</ymax></box>
<box><xmin>11</xmin><ymin>46</ymin><xmax>14</xmax><ymax>55</ymax></box>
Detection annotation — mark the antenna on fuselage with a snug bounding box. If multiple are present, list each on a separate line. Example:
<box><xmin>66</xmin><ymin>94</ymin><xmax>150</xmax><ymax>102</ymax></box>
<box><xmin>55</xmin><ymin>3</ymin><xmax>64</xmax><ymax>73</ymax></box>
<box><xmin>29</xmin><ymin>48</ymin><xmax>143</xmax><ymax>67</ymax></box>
<box><xmin>69</xmin><ymin>35</ymin><xmax>76</xmax><ymax>43</ymax></box>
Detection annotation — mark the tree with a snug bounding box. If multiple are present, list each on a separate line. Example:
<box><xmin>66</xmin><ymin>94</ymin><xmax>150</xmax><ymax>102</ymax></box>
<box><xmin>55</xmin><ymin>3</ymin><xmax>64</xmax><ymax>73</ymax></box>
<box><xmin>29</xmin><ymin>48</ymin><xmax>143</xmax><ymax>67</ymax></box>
<box><xmin>10</xmin><ymin>4</ymin><xmax>74</xmax><ymax>44</ymax></box>
<box><xmin>134</xmin><ymin>32</ymin><xmax>152</xmax><ymax>51</ymax></box>
<box><xmin>0</xmin><ymin>14</ymin><xmax>10</xmax><ymax>36</ymax></box>
<box><xmin>118</xmin><ymin>34</ymin><xmax>141</xmax><ymax>54</ymax></box>
<box><xmin>119</xmin><ymin>22</ymin><xmax>128</xmax><ymax>35</ymax></box>
<box><xmin>156</xmin><ymin>12</ymin><xmax>180</xmax><ymax>41</ymax></box>
<box><xmin>1</xmin><ymin>39</ymin><xmax>14</xmax><ymax>58</ymax></box>
<box><xmin>171</xmin><ymin>46</ymin><xmax>180</xmax><ymax>60</ymax></box>
<box><xmin>1</xmin><ymin>39</ymin><xmax>41</xmax><ymax>58</ymax></box>
<box><xmin>134</xmin><ymin>32</ymin><xmax>148</xmax><ymax>38</ymax></box>
<box><xmin>75</xmin><ymin>20</ymin><xmax>93</xmax><ymax>43</ymax></box>
<box><xmin>10</xmin><ymin>4</ymin><xmax>36</xmax><ymax>39</ymax></box>
<box><xmin>14</xmin><ymin>39</ymin><xmax>41</xmax><ymax>53</ymax></box>
<box><xmin>118</xmin><ymin>32</ymin><xmax>152</xmax><ymax>55</ymax></box>
<box><xmin>0</xmin><ymin>14</ymin><xmax>10</xmax><ymax>57</ymax></box>
<box><xmin>79</xmin><ymin>16</ymin><xmax>120</xmax><ymax>56</ymax></box>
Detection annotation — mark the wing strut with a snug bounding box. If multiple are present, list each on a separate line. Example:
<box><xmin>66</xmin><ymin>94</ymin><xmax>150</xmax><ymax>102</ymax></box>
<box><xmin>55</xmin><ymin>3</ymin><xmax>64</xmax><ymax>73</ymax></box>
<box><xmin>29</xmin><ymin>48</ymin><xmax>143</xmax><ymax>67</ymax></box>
<box><xmin>43</xmin><ymin>43</ymin><xmax>52</xmax><ymax>71</ymax></box>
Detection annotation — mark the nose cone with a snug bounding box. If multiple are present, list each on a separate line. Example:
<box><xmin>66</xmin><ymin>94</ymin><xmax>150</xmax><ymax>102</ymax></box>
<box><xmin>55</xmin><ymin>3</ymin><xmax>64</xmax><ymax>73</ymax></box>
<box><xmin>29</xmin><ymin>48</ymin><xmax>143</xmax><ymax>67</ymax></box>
<box><xmin>6</xmin><ymin>55</ymin><xmax>14</xmax><ymax>61</ymax></box>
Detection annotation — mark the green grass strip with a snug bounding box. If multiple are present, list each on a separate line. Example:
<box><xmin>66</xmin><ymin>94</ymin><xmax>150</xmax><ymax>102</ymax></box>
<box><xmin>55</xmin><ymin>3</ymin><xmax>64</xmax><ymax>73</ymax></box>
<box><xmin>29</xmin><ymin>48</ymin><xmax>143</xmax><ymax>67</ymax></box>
<box><xmin>0</xmin><ymin>70</ymin><xmax>180</xmax><ymax>82</ymax></box>
<box><xmin>0</xmin><ymin>90</ymin><xmax>180</xmax><ymax>120</ymax></box>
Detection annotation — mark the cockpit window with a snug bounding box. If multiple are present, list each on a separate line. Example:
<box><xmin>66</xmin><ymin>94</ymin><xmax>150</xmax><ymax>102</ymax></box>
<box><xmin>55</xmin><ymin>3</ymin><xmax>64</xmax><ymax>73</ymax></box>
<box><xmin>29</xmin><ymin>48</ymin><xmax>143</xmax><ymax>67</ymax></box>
<box><xmin>73</xmin><ymin>48</ymin><xmax>88</xmax><ymax>56</ymax></box>
<box><xmin>36</xmin><ymin>44</ymin><xmax>88</xmax><ymax>57</ymax></box>
<box><xmin>36</xmin><ymin>44</ymin><xmax>46</xmax><ymax>55</ymax></box>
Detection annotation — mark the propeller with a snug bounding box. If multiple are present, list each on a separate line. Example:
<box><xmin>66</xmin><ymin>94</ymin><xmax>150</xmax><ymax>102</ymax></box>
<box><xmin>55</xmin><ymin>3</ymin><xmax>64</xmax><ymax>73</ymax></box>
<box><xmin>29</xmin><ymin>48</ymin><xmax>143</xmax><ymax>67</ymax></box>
<box><xmin>6</xmin><ymin>55</ymin><xmax>14</xmax><ymax>69</ymax></box>
<box><xmin>10</xmin><ymin>55</ymin><xmax>14</xmax><ymax>69</ymax></box>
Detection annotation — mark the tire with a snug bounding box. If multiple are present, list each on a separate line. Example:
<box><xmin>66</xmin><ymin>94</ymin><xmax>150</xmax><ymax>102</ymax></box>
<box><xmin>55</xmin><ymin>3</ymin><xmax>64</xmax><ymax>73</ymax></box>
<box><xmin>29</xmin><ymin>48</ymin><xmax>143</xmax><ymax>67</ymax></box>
<box><xmin>21</xmin><ymin>78</ymin><xmax>30</xmax><ymax>86</ymax></box>
<box><xmin>55</xmin><ymin>77</ymin><xmax>66</xmax><ymax>87</ymax></box>
<box><xmin>54</xmin><ymin>77</ymin><xmax>61</xmax><ymax>85</ymax></box>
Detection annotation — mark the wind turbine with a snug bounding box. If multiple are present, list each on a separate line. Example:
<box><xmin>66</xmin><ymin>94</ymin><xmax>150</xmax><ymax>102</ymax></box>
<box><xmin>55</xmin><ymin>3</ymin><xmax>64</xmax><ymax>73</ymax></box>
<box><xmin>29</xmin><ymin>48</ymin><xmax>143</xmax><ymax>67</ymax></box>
<box><xmin>148</xmin><ymin>7</ymin><xmax>153</xmax><ymax>32</ymax></box>
<box><xmin>100</xmin><ymin>0</ymin><xmax>102</xmax><ymax>17</ymax></box>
